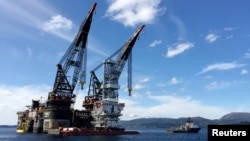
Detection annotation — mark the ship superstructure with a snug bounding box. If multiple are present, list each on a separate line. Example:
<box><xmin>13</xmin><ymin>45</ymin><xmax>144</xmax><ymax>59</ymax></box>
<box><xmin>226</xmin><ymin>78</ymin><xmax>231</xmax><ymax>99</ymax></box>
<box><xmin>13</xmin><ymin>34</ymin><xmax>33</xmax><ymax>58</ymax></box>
<box><xmin>83</xmin><ymin>24</ymin><xmax>145</xmax><ymax>130</ymax></box>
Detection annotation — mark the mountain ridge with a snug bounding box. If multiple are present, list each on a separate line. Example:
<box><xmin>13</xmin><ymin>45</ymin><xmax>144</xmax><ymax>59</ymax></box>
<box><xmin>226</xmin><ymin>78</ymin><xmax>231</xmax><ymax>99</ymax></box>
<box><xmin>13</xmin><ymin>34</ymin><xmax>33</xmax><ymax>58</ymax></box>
<box><xmin>2</xmin><ymin>112</ymin><xmax>250</xmax><ymax>127</ymax></box>
<box><xmin>119</xmin><ymin>112</ymin><xmax>250</xmax><ymax>128</ymax></box>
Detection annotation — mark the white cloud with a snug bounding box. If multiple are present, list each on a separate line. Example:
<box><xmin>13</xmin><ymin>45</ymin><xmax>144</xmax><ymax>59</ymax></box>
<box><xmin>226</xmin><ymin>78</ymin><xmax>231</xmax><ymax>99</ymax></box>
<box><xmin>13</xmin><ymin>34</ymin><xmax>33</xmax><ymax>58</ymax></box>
<box><xmin>26</xmin><ymin>48</ymin><xmax>33</xmax><ymax>60</ymax></box>
<box><xmin>224</xmin><ymin>27</ymin><xmax>237</xmax><ymax>31</ymax></box>
<box><xmin>168</xmin><ymin>77</ymin><xmax>181</xmax><ymax>85</ymax></box>
<box><xmin>166</xmin><ymin>42</ymin><xmax>194</xmax><ymax>58</ymax></box>
<box><xmin>0</xmin><ymin>84</ymin><xmax>246</xmax><ymax>125</ymax></box>
<box><xmin>0</xmin><ymin>0</ymin><xmax>75</xmax><ymax>42</ymax></box>
<box><xmin>198</xmin><ymin>62</ymin><xmax>246</xmax><ymax>74</ymax></box>
<box><xmin>226</xmin><ymin>35</ymin><xmax>234</xmax><ymax>39</ymax></box>
<box><xmin>0</xmin><ymin>84</ymin><xmax>88</xmax><ymax>125</ymax></box>
<box><xmin>131</xmin><ymin>92</ymin><xmax>142</xmax><ymax>99</ymax></box>
<box><xmin>145</xmin><ymin>91</ymin><xmax>153</xmax><ymax>97</ymax></box>
<box><xmin>120</xmin><ymin>95</ymin><xmax>232</xmax><ymax>120</ymax></box>
<box><xmin>205</xmin><ymin>81</ymin><xmax>245</xmax><ymax>91</ymax></box>
<box><xmin>139</xmin><ymin>77</ymin><xmax>150</xmax><ymax>83</ymax></box>
<box><xmin>157</xmin><ymin>82</ymin><xmax>166</xmax><ymax>87</ymax></box>
<box><xmin>149</xmin><ymin>40</ymin><xmax>162</xmax><ymax>47</ymax></box>
<box><xmin>42</xmin><ymin>15</ymin><xmax>74</xmax><ymax>41</ymax></box>
<box><xmin>0</xmin><ymin>85</ymin><xmax>50</xmax><ymax>125</ymax></box>
<box><xmin>241</xmin><ymin>69</ymin><xmax>248</xmax><ymax>74</ymax></box>
<box><xmin>204</xmin><ymin>75</ymin><xmax>212</xmax><ymax>79</ymax></box>
<box><xmin>244</xmin><ymin>49</ymin><xmax>250</xmax><ymax>59</ymax></box>
<box><xmin>245</xmin><ymin>54</ymin><xmax>250</xmax><ymax>59</ymax></box>
<box><xmin>134</xmin><ymin>77</ymin><xmax>149</xmax><ymax>90</ymax></box>
<box><xmin>105</xmin><ymin>0</ymin><xmax>166</xmax><ymax>27</ymax></box>
<box><xmin>205</xmin><ymin>33</ymin><xmax>220</xmax><ymax>43</ymax></box>
<box><xmin>205</xmin><ymin>81</ymin><xmax>230</xmax><ymax>90</ymax></box>
<box><xmin>169</xmin><ymin>14</ymin><xmax>186</xmax><ymax>41</ymax></box>
<box><xmin>134</xmin><ymin>84</ymin><xmax>146</xmax><ymax>90</ymax></box>
<box><xmin>0</xmin><ymin>0</ymin><xmax>53</xmax><ymax>27</ymax></box>
<box><xmin>43</xmin><ymin>15</ymin><xmax>72</xmax><ymax>31</ymax></box>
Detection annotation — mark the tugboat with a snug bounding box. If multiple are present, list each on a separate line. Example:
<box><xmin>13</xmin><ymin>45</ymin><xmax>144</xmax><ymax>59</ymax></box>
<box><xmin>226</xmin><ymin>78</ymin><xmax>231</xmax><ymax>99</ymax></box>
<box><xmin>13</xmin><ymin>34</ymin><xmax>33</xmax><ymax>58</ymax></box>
<box><xmin>167</xmin><ymin>117</ymin><xmax>201</xmax><ymax>133</ymax></box>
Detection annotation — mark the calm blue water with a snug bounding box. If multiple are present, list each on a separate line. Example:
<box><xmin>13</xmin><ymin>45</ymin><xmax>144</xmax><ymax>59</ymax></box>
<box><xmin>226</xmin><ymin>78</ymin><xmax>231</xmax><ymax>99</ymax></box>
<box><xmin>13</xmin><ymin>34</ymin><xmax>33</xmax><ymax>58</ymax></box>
<box><xmin>0</xmin><ymin>127</ymin><xmax>208</xmax><ymax>141</ymax></box>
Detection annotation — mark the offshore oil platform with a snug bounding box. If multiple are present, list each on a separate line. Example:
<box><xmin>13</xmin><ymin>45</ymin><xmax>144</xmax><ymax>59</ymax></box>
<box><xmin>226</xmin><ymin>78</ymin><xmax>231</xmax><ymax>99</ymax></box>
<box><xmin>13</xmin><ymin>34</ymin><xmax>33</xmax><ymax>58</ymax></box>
<box><xmin>16</xmin><ymin>2</ymin><xmax>145</xmax><ymax>135</ymax></box>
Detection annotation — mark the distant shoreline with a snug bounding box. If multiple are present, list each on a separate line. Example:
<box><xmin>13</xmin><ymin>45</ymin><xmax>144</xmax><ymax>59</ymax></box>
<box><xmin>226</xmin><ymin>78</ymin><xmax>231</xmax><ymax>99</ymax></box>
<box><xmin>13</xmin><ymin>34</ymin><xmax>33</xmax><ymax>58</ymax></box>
<box><xmin>0</xmin><ymin>125</ymin><xmax>16</xmax><ymax>127</ymax></box>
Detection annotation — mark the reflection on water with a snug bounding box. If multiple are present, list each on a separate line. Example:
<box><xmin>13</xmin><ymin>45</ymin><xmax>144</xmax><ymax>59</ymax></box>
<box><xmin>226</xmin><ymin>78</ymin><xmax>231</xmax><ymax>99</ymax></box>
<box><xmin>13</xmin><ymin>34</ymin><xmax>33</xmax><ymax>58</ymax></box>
<box><xmin>0</xmin><ymin>127</ymin><xmax>208</xmax><ymax>141</ymax></box>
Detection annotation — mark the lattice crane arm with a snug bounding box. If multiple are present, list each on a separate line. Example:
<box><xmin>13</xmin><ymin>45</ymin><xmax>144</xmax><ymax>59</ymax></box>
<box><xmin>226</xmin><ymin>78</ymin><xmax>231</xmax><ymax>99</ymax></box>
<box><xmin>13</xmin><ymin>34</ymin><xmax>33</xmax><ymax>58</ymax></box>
<box><xmin>88</xmin><ymin>24</ymin><xmax>145</xmax><ymax>97</ymax></box>
<box><xmin>51</xmin><ymin>2</ymin><xmax>97</xmax><ymax>96</ymax></box>
<box><xmin>114</xmin><ymin>24</ymin><xmax>145</xmax><ymax>95</ymax></box>
<box><xmin>83</xmin><ymin>24</ymin><xmax>145</xmax><ymax>130</ymax></box>
<box><xmin>113</xmin><ymin>24</ymin><xmax>145</xmax><ymax>76</ymax></box>
<box><xmin>110</xmin><ymin>24</ymin><xmax>145</xmax><ymax>95</ymax></box>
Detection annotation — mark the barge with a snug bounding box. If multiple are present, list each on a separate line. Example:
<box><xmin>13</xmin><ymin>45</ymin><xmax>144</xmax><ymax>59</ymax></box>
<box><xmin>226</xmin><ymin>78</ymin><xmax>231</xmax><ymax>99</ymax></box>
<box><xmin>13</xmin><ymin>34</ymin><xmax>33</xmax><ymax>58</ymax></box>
<box><xmin>48</xmin><ymin>127</ymin><xmax>139</xmax><ymax>135</ymax></box>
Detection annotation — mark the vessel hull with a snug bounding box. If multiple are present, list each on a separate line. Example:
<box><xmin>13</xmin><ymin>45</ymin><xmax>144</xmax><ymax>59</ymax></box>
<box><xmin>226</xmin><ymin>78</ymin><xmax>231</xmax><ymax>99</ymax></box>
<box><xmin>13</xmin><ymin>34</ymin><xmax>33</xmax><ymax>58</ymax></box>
<box><xmin>57</xmin><ymin>128</ymin><xmax>139</xmax><ymax>136</ymax></box>
<box><xmin>167</xmin><ymin>127</ymin><xmax>201</xmax><ymax>133</ymax></box>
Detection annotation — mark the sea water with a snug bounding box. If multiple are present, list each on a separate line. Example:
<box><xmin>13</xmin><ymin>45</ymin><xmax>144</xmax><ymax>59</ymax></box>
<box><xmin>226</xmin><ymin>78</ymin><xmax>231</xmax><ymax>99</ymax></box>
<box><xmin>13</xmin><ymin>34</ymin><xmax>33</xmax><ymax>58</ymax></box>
<box><xmin>0</xmin><ymin>126</ymin><xmax>207</xmax><ymax>141</ymax></box>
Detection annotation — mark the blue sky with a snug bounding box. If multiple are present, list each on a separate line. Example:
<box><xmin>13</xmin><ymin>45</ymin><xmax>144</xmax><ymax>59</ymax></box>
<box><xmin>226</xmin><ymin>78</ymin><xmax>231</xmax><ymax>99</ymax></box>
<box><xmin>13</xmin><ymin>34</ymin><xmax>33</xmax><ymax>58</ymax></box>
<box><xmin>1</xmin><ymin>0</ymin><xmax>250</xmax><ymax>125</ymax></box>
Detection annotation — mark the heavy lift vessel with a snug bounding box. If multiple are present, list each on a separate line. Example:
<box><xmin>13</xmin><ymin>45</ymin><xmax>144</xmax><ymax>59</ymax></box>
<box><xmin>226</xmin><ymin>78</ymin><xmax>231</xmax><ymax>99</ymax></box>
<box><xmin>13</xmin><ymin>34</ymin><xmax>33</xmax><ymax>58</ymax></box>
<box><xmin>16</xmin><ymin>2</ymin><xmax>145</xmax><ymax>135</ymax></box>
<box><xmin>16</xmin><ymin>2</ymin><xmax>96</xmax><ymax>134</ymax></box>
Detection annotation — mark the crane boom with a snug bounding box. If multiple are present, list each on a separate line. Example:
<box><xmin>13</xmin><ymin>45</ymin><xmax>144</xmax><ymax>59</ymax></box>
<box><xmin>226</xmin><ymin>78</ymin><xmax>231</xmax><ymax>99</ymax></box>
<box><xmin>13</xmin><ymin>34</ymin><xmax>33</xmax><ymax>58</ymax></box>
<box><xmin>84</xmin><ymin>24</ymin><xmax>145</xmax><ymax>129</ymax></box>
<box><xmin>89</xmin><ymin>24</ymin><xmax>145</xmax><ymax>96</ymax></box>
<box><xmin>111</xmin><ymin>24</ymin><xmax>145</xmax><ymax>77</ymax></box>
<box><xmin>43</xmin><ymin>2</ymin><xmax>97</xmax><ymax>132</ymax></box>
<box><xmin>51</xmin><ymin>2</ymin><xmax>97</xmax><ymax>97</ymax></box>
